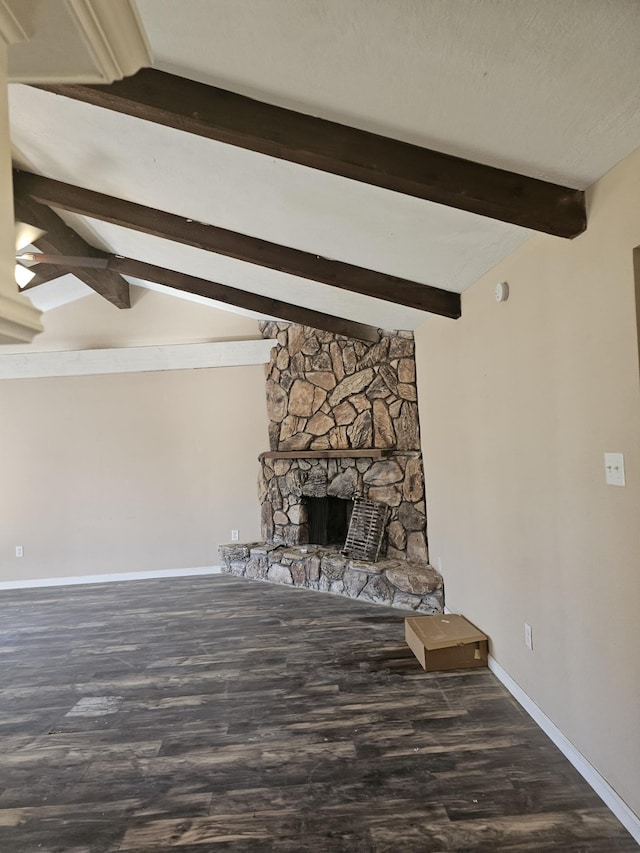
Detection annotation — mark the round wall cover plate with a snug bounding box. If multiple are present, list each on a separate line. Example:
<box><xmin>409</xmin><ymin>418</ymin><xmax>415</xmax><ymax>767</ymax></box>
<box><xmin>495</xmin><ymin>281</ymin><xmax>509</xmax><ymax>302</ymax></box>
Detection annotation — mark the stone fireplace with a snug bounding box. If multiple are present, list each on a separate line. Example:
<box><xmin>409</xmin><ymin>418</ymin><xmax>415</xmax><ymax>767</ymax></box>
<box><xmin>257</xmin><ymin>322</ymin><xmax>429</xmax><ymax>561</ymax></box>
<box><xmin>259</xmin><ymin>450</ymin><xmax>427</xmax><ymax>560</ymax></box>
<box><xmin>220</xmin><ymin>322</ymin><xmax>444</xmax><ymax>614</ymax></box>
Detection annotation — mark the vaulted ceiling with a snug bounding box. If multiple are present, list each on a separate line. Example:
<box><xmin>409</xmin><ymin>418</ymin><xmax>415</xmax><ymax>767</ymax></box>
<box><xmin>8</xmin><ymin>0</ymin><xmax>640</xmax><ymax>337</ymax></box>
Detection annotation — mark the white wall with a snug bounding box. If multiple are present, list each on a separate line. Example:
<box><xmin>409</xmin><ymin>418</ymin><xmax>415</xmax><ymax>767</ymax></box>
<box><xmin>0</xmin><ymin>44</ymin><xmax>41</xmax><ymax>343</ymax></box>
<box><xmin>415</xmin><ymin>148</ymin><xmax>640</xmax><ymax>818</ymax></box>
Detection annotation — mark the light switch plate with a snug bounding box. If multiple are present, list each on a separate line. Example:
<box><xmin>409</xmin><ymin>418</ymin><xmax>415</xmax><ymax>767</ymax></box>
<box><xmin>524</xmin><ymin>623</ymin><xmax>533</xmax><ymax>650</ymax></box>
<box><xmin>604</xmin><ymin>452</ymin><xmax>625</xmax><ymax>487</ymax></box>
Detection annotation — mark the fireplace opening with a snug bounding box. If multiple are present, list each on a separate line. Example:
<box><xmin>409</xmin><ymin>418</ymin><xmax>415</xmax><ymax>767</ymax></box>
<box><xmin>306</xmin><ymin>496</ymin><xmax>353</xmax><ymax>546</ymax></box>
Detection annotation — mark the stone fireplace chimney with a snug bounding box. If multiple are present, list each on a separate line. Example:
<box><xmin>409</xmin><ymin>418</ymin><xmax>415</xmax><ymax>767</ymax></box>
<box><xmin>258</xmin><ymin>322</ymin><xmax>428</xmax><ymax>562</ymax></box>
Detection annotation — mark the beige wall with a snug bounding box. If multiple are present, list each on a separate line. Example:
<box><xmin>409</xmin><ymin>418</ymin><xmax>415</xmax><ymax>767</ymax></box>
<box><xmin>415</xmin><ymin>148</ymin><xmax>640</xmax><ymax>816</ymax></box>
<box><xmin>4</xmin><ymin>285</ymin><xmax>261</xmax><ymax>351</ymax></box>
<box><xmin>0</xmin><ymin>291</ymin><xmax>269</xmax><ymax>580</ymax></box>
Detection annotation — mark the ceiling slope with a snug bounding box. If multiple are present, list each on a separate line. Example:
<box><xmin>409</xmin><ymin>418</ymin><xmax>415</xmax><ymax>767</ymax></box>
<box><xmin>137</xmin><ymin>0</ymin><xmax>640</xmax><ymax>187</ymax></box>
<box><xmin>15</xmin><ymin>249</ymin><xmax>382</xmax><ymax>341</ymax></box>
<box><xmin>8</xmin><ymin>1</ymin><xmax>640</xmax><ymax>338</ymax></box>
<box><xmin>13</xmin><ymin>170</ymin><xmax>461</xmax><ymax>319</ymax></box>
<box><xmin>43</xmin><ymin>69</ymin><xmax>586</xmax><ymax>238</ymax></box>
<box><xmin>107</xmin><ymin>256</ymin><xmax>381</xmax><ymax>342</ymax></box>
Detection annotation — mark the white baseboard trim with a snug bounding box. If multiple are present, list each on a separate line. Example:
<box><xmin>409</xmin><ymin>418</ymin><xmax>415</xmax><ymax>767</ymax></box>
<box><xmin>0</xmin><ymin>566</ymin><xmax>222</xmax><ymax>590</ymax></box>
<box><xmin>442</xmin><ymin>608</ymin><xmax>638</xmax><ymax>841</ymax></box>
<box><xmin>487</xmin><ymin>654</ymin><xmax>640</xmax><ymax>844</ymax></box>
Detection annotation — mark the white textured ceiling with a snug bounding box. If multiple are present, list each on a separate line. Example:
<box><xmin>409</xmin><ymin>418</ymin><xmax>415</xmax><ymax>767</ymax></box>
<box><xmin>8</xmin><ymin>0</ymin><xmax>640</xmax><ymax>330</ymax></box>
<box><xmin>139</xmin><ymin>0</ymin><xmax>640</xmax><ymax>185</ymax></box>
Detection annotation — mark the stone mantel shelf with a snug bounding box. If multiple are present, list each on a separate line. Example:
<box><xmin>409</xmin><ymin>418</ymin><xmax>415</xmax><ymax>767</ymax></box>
<box><xmin>259</xmin><ymin>448</ymin><xmax>394</xmax><ymax>461</ymax></box>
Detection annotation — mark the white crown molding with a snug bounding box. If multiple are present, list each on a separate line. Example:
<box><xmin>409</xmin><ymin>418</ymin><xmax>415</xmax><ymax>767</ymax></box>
<box><xmin>0</xmin><ymin>1</ymin><xmax>29</xmax><ymax>47</ymax></box>
<box><xmin>0</xmin><ymin>290</ymin><xmax>43</xmax><ymax>344</ymax></box>
<box><xmin>0</xmin><ymin>338</ymin><xmax>274</xmax><ymax>379</ymax></box>
<box><xmin>5</xmin><ymin>0</ymin><xmax>151</xmax><ymax>84</ymax></box>
<box><xmin>65</xmin><ymin>0</ymin><xmax>152</xmax><ymax>82</ymax></box>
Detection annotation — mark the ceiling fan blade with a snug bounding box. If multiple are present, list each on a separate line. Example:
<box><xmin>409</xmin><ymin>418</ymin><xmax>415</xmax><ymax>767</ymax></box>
<box><xmin>17</xmin><ymin>252</ymin><xmax>110</xmax><ymax>270</ymax></box>
<box><xmin>15</xmin><ymin>221</ymin><xmax>46</xmax><ymax>251</ymax></box>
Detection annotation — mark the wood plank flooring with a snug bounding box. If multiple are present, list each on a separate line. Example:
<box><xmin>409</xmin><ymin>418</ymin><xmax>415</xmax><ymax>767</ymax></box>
<box><xmin>0</xmin><ymin>575</ymin><xmax>634</xmax><ymax>852</ymax></box>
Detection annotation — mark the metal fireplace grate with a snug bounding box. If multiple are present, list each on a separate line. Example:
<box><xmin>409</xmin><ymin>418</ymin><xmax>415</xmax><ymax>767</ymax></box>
<box><xmin>342</xmin><ymin>497</ymin><xmax>390</xmax><ymax>562</ymax></box>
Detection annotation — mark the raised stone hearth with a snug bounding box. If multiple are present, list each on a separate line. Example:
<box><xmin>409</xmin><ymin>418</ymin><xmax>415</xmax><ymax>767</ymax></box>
<box><xmin>219</xmin><ymin>543</ymin><xmax>444</xmax><ymax>613</ymax></box>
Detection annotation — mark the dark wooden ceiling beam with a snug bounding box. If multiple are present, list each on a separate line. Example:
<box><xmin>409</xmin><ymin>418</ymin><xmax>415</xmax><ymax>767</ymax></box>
<box><xmin>43</xmin><ymin>69</ymin><xmax>586</xmax><ymax>238</ymax></box>
<box><xmin>13</xmin><ymin>194</ymin><xmax>130</xmax><ymax>308</ymax></box>
<box><xmin>13</xmin><ymin>170</ymin><xmax>461</xmax><ymax>319</ymax></box>
<box><xmin>47</xmin><ymin>252</ymin><xmax>379</xmax><ymax>341</ymax></box>
<box><xmin>18</xmin><ymin>244</ymin><xmax>379</xmax><ymax>339</ymax></box>
<box><xmin>20</xmin><ymin>247</ymin><xmax>380</xmax><ymax>339</ymax></box>
<box><xmin>19</xmin><ymin>262</ymin><xmax>68</xmax><ymax>290</ymax></box>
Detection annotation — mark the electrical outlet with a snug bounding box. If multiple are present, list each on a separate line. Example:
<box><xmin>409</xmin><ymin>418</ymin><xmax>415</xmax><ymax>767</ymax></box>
<box><xmin>524</xmin><ymin>622</ymin><xmax>533</xmax><ymax>650</ymax></box>
<box><xmin>15</xmin><ymin>546</ymin><xmax>23</xmax><ymax>558</ymax></box>
<box><xmin>231</xmin><ymin>529</ymin><xmax>239</xmax><ymax>542</ymax></box>
<box><xmin>604</xmin><ymin>452</ymin><xmax>625</xmax><ymax>486</ymax></box>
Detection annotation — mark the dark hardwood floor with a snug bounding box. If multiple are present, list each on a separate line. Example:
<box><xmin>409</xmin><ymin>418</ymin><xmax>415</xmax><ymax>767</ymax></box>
<box><xmin>0</xmin><ymin>574</ymin><xmax>634</xmax><ymax>852</ymax></box>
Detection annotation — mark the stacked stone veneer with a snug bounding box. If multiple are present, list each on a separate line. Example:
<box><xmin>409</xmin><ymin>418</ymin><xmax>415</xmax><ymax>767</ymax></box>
<box><xmin>219</xmin><ymin>543</ymin><xmax>444</xmax><ymax>614</ymax></box>
<box><xmin>257</xmin><ymin>322</ymin><xmax>428</xmax><ymax>562</ymax></box>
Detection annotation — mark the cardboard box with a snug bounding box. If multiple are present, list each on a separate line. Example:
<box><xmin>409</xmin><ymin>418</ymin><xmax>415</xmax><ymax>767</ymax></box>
<box><xmin>405</xmin><ymin>614</ymin><xmax>488</xmax><ymax>672</ymax></box>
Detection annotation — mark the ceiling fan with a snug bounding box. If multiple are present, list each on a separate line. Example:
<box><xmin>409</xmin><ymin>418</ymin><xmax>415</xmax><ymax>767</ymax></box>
<box><xmin>15</xmin><ymin>222</ymin><xmax>117</xmax><ymax>292</ymax></box>
<box><xmin>17</xmin><ymin>252</ymin><xmax>109</xmax><ymax>270</ymax></box>
<box><xmin>15</xmin><ymin>250</ymin><xmax>113</xmax><ymax>291</ymax></box>
<box><xmin>15</xmin><ymin>223</ymin><xmax>114</xmax><ymax>289</ymax></box>
<box><xmin>14</xmin><ymin>221</ymin><xmax>46</xmax><ymax>287</ymax></box>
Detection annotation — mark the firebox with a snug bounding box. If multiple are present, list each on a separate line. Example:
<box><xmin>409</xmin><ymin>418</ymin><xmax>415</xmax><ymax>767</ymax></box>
<box><xmin>306</xmin><ymin>496</ymin><xmax>353</xmax><ymax>547</ymax></box>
